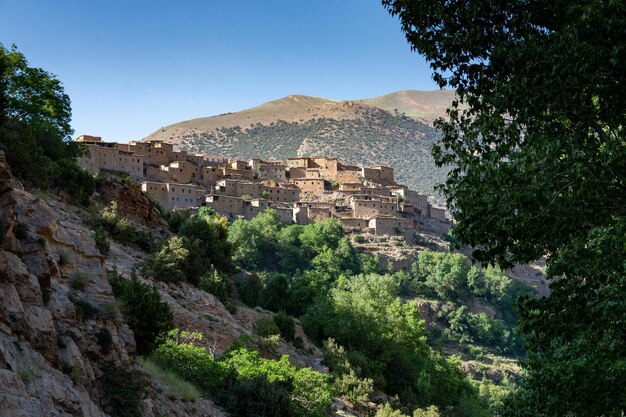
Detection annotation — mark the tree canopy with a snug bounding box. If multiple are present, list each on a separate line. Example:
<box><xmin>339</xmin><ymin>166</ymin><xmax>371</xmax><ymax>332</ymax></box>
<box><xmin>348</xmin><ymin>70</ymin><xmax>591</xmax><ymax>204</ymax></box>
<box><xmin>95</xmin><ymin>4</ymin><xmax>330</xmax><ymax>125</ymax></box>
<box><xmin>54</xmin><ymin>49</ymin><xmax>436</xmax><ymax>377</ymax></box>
<box><xmin>0</xmin><ymin>43</ymin><xmax>93</xmax><ymax>203</ymax></box>
<box><xmin>382</xmin><ymin>1</ymin><xmax>625</xmax><ymax>415</ymax></box>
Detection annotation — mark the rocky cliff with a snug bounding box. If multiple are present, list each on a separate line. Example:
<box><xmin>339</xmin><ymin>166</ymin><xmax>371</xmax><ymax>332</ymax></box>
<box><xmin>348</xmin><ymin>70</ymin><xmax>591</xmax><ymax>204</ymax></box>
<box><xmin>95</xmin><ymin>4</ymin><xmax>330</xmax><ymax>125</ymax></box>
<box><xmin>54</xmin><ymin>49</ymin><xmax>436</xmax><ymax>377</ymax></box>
<box><xmin>0</xmin><ymin>150</ymin><xmax>329</xmax><ymax>417</ymax></box>
<box><xmin>0</xmin><ymin>151</ymin><xmax>230</xmax><ymax>416</ymax></box>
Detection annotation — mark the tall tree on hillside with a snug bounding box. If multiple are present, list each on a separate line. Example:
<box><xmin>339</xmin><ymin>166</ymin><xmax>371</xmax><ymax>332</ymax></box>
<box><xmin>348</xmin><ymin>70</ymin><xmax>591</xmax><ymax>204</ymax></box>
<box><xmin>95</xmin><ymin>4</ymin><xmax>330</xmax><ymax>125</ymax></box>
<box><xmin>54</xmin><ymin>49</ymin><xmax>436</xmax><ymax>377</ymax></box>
<box><xmin>382</xmin><ymin>1</ymin><xmax>625</xmax><ymax>416</ymax></box>
<box><xmin>0</xmin><ymin>43</ymin><xmax>93</xmax><ymax>203</ymax></box>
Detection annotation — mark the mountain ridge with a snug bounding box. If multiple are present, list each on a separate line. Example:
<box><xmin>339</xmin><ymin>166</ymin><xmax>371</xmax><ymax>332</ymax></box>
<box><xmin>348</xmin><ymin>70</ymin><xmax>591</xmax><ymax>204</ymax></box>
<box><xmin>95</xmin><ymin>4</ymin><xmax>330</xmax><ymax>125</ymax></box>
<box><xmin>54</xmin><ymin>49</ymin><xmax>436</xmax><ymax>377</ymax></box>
<box><xmin>142</xmin><ymin>90</ymin><xmax>456</xmax><ymax>198</ymax></box>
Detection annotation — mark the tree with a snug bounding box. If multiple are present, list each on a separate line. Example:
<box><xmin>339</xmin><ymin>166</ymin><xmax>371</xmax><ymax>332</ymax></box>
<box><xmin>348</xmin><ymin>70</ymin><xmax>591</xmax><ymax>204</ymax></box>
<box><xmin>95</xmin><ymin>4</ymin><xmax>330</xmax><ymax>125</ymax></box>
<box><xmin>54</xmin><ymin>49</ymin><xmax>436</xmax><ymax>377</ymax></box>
<box><xmin>382</xmin><ymin>1</ymin><xmax>625</xmax><ymax>415</ymax></box>
<box><xmin>0</xmin><ymin>43</ymin><xmax>93</xmax><ymax>202</ymax></box>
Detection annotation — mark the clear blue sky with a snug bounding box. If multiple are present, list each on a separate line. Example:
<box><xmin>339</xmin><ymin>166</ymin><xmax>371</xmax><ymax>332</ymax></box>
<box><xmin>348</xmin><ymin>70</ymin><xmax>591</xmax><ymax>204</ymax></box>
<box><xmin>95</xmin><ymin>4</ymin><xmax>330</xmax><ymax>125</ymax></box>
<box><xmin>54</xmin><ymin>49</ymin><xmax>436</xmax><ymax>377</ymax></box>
<box><xmin>0</xmin><ymin>0</ymin><xmax>437</xmax><ymax>142</ymax></box>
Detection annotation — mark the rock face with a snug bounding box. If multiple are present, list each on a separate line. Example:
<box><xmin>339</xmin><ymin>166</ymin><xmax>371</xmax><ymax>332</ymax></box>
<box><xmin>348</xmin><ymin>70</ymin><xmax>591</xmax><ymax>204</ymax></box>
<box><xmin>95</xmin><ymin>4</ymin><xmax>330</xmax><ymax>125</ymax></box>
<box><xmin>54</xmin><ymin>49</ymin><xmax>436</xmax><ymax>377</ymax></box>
<box><xmin>96</xmin><ymin>175</ymin><xmax>168</xmax><ymax>230</ymax></box>
<box><xmin>0</xmin><ymin>152</ymin><xmax>229</xmax><ymax>417</ymax></box>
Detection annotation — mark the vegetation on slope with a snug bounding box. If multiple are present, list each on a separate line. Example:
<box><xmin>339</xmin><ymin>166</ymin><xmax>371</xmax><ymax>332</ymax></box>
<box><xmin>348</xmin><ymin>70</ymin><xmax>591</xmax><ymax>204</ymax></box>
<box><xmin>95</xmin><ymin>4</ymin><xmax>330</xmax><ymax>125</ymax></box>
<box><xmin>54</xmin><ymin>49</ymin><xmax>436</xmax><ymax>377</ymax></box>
<box><xmin>179</xmin><ymin>108</ymin><xmax>447</xmax><ymax>197</ymax></box>
<box><xmin>383</xmin><ymin>0</ymin><xmax>626</xmax><ymax>415</ymax></box>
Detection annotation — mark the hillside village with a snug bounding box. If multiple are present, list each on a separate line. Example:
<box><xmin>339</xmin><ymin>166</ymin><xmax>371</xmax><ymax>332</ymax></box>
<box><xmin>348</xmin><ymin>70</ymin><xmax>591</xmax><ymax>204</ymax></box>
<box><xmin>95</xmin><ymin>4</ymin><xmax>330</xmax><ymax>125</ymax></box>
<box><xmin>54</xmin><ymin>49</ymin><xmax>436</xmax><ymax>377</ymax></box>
<box><xmin>76</xmin><ymin>135</ymin><xmax>449</xmax><ymax>239</ymax></box>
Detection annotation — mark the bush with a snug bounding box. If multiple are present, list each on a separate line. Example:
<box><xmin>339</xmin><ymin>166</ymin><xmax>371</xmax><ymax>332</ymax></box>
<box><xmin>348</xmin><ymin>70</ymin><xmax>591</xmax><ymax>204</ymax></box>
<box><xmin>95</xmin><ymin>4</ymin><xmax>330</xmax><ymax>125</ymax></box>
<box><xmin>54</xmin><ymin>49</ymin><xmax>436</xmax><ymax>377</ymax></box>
<box><xmin>98</xmin><ymin>202</ymin><xmax>154</xmax><ymax>251</ymax></box>
<box><xmin>220</xmin><ymin>375</ymin><xmax>293</xmax><ymax>417</ymax></box>
<box><xmin>237</xmin><ymin>273</ymin><xmax>263</xmax><ymax>307</ymax></box>
<box><xmin>223</xmin><ymin>348</ymin><xmax>334</xmax><ymax>417</ymax></box>
<box><xmin>199</xmin><ymin>266</ymin><xmax>232</xmax><ymax>303</ymax></box>
<box><xmin>97</xmin><ymin>366</ymin><xmax>144</xmax><ymax>417</ymax></box>
<box><xmin>93</xmin><ymin>227</ymin><xmax>110</xmax><ymax>255</ymax></box>
<box><xmin>150</xmin><ymin>330</ymin><xmax>230</xmax><ymax>394</ymax></box>
<box><xmin>335</xmin><ymin>369</ymin><xmax>374</xmax><ymax>406</ymax></box>
<box><xmin>109</xmin><ymin>270</ymin><xmax>174</xmax><ymax>355</ymax></box>
<box><xmin>273</xmin><ymin>311</ymin><xmax>296</xmax><ymax>342</ymax></box>
<box><xmin>253</xmin><ymin>317</ymin><xmax>281</xmax><ymax>338</ymax></box>
<box><xmin>142</xmin><ymin>236</ymin><xmax>188</xmax><ymax>283</ymax></box>
<box><xmin>263</xmin><ymin>273</ymin><xmax>289</xmax><ymax>312</ymax></box>
<box><xmin>71</xmin><ymin>297</ymin><xmax>98</xmax><ymax>320</ymax></box>
<box><xmin>70</xmin><ymin>273</ymin><xmax>89</xmax><ymax>291</ymax></box>
<box><xmin>138</xmin><ymin>357</ymin><xmax>200</xmax><ymax>402</ymax></box>
<box><xmin>52</xmin><ymin>159</ymin><xmax>95</xmax><ymax>206</ymax></box>
<box><xmin>293</xmin><ymin>336</ymin><xmax>304</xmax><ymax>350</ymax></box>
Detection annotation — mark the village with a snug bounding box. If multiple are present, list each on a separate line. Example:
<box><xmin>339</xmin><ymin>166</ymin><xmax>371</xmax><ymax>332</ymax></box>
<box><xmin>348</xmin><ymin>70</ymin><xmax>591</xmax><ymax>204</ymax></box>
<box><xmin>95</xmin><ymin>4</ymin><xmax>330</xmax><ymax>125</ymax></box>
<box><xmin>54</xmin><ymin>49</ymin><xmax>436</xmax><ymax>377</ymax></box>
<box><xmin>75</xmin><ymin>135</ymin><xmax>448</xmax><ymax>240</ymax></box>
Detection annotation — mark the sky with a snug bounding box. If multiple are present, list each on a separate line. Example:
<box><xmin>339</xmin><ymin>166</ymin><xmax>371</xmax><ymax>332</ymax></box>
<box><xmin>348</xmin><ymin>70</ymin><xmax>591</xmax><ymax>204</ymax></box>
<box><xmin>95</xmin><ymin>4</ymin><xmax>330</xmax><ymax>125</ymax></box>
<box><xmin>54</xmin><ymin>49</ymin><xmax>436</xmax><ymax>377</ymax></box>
<box><xmin>0</xmin><ymin>0</ymin><xmax>437</xmax><ymax>142</ymax></box>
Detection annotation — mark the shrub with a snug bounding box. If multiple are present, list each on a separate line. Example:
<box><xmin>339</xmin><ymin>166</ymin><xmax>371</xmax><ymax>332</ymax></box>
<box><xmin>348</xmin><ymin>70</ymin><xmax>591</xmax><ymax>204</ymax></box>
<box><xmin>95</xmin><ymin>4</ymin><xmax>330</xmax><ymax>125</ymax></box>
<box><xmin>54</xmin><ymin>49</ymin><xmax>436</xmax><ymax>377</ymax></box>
<box><xmin>353</xmin><ymin>234</ymin><xmax>366</xmax><ymax>244</ymax></box>
<box><xmin>70</xmin><ymin>274</ymin><xmax>89</xmax><ymax>291</ymax></box>
<box><xmin>293</xmin><ymin>336</ymin><xmax>304</xmax><ymax>350</ymax></box>
<box><xmin>138</xmin><ymin>357</ymin><xmax>200</xmax><ymax>402</ymax></box>
<box><xmin>142</xmin><ymin>236</ymin><xmax>188</xmax><ymax>283</ymax></box>
<box><xmin>109</xmin><ymin>270</ymin><xmax>174</xmax><ymax>355</ymax></box>
<box><xmin>98</xmin><ymin>202</ymin><xmax>154</xmax><ymax>251</ymax></box>
<box><xmin>376</xmin><ymin>403</ymin><xmax>408</xmax><ymax>417</ymax></box>
<box><xmin>220</xmin><ymin>375</ymin><xmax>294</xmax><ymax>417</ymax></box>
<box><xmin>237</xmin><ymin>273</ymin><xmax>263</xmax><ymax>307</ymax></box>
<box><xmin>93</xmin><ymin>227</ymin><xmax>110</xmax><ymax>255</ymax></box>
<box><xmin>199</xmin><ymin>266</ymin><xmax>232</xmax><ymax>303</ymax></box>
<box><xmin>253</xmin><ymin>317</ymin><xmax>280</xmax><ymax>338</ymax></box>
<box><xmin>335</xmin><ymin>369</ymin><xmax>374</xmax><ymax>406</ymax></box>
<box><xmin>52</xmin><ymin>159</ymin><xmax>95</xmax><ymax>206</ymax></box>
<box><xmin>97</xmin><ymin>366</ymin><xmax>144</xmax><ymax>417</ymax></box>
<box><xmin>71</xmin><ymin>297</ymin><xmax>98</xmax><ymax>320</ymax></box>
<box><xmin>263</xmin><ymin>273</ymin><xmax>289</xmax><ymax>312</ymax></box>
<box><xmin>150</xmin><ymin>330</ymin><xmax>230</xmax><ymax>393</ymax></box>
<box><xmin>273</xmin><ymin>311</ymin><xmax>296</xmax><ymax>341</ymax></box>
<box><xmin>223</xmin><ymin>348</ymin><xmax>333</xmax><ymax>417</ymax></box>
<box><xmin>412</xmin><ymin>406</ymin><xmax>441</xmax><ymax>417</ymax></box>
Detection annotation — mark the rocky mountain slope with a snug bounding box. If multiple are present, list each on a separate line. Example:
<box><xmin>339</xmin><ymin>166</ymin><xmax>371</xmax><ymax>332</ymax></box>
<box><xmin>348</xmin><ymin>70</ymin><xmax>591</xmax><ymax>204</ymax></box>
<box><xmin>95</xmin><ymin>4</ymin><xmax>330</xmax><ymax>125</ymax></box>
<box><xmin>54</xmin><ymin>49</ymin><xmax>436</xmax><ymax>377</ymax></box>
<box><xmin>142</xmin><ymin>91</ymin><xmax>454</xmax><ymax>198</ymax></box>
<box><xmin>0</xmin><ymin>152</ymin><xmax>322</xmax><ymax>417</ymax></box>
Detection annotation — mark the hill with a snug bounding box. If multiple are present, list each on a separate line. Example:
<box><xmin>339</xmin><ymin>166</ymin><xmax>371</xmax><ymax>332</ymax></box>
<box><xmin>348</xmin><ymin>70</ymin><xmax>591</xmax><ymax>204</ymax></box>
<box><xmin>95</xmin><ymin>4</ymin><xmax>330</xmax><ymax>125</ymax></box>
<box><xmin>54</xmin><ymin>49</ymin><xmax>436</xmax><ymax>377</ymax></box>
<box><xmin>142</xmin><ymin>91</ymin><xmax>455</xmax><ymax>198</ymax></box>
<box><xmin>358</xmin><ymin>89</ymin><xmax>458</xmax><ymax>123</ymax></box>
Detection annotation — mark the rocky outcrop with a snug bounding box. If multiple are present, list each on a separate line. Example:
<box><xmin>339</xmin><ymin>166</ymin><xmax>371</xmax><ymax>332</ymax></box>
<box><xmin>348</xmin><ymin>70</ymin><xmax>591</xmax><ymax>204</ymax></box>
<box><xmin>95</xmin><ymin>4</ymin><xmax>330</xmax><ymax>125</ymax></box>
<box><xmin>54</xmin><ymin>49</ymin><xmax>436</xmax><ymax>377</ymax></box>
<box><xmin>0</xmin><ymin>152</ymin><xmax>227</xmax><ymax>417</ymax></box>
<box><xmin>96</xmin><ymin>175</ymin><xmax>167</xmax><ymax>230</ymax></box>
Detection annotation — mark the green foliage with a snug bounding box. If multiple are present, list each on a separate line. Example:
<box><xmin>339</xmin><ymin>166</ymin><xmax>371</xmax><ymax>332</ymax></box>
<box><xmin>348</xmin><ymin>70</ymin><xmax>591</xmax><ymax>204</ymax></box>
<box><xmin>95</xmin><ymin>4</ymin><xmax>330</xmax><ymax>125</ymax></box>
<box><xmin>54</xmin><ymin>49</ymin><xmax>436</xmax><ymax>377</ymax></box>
<box><xmin>223</xmin><ymin>348</ymin><xmax>334</xmax><ymax>417</ymax></box>
<box><xmin>199</xmin><ymin>266</ymin><xmax>232</xmax><ymax>303</ymax></box>
<box><xmin>383</xmin><ymin>1</ymin><xmax>625</xmax><ymax>414</ymax></box>
<box><xmin>70</xmin><ymin>273</ymin><xmax>88</xmax><ymax>291</ymax></box>
<box><xmin>412</xmin><ymin>406</ymin><xmax>441</xmax><ymax>417</ymax></box>
<box><xmin>236</xmin><ymin>273</ymin><xmax>263</xmax><ymax>307</ymax></box>
<box><xmin>253</xmin><ymin>317</ymin><xmax>281</xmax><ymax>338</ymax></box>
<box><xmin>178</xmin><ymin>208</ymin><xmax>235</xmax><ymax>275</ymax></box>
<box><xmin>142</xmin><ymin>236</ymin><xmax>188</xmax><ymax>283</ymax></box>
<box><xmin>273</xmin><ymin>310</ymin><xmax>296</xmax><ymax>342</ymax></box>
<box><xmin>51</xmin><ymin>159</ymin><xmax>95</xmax><ymax>206</ymax></box>
<box><xmin>0</xmin><ymin>44</ymin><xmax>94</xmax><ymax>203</ymax></box>
<box><xmin>109</xmin><ymin>270</ymin><xmax>173</xmax><ymax>355</ymax></box>
<box><xmin>97</xmin><ymin>366</ymin><xmax>144</xmax><ymax>417</ymax></box>
<box><xmin>97</xmin><ymin>202</ymin><xmax>154</xmax><ymax>251</ymax></box>
<box><xmin>219</xmin><ymin>375</ymin><xmax>293</xmax><ymax>417</ymax></box>
<box><xmin>376</xmin><ymin>403</ymin><xmax>408</xmax><ymax>417</ymax></box>
<box><xmin>161</xmin><ymin>208</ymin><xmax>191</xmax><ymax>233</ymax></box>
<box><xmin>334</xmin><ymin>369</ymin><xmax>374</xmax><ymax>406</ymax></box>
<box><xmin>263</xmin><ymin>273</ymin><xmax>289</xmax><ymax>312</ymax></box>
<box><xmin>92</xmin><ymin>227</ymin><xmax>109</xmax><ymax>256</ymax></box>
<box><xmin>412</xmin><ymin>251</ymin><xmax>469</xmax><ymax>301</ymax></box>
<box><xmin>138</xmin><ymin>357</ymin><xmax>200</xmax><ymax>402</ymax></box>
<box><xmin>150</xmin><ymin>330</ymin><xmax>230</xmax><ymax>393</ymax></box>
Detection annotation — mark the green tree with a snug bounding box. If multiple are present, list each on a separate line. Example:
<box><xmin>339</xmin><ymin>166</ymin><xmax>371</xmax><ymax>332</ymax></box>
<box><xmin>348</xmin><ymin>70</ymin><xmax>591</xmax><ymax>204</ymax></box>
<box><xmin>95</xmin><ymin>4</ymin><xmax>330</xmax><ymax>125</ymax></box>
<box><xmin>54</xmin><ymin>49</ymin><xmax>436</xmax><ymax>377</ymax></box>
<box><xmin>109</xmin><ymin>270</ymin><xmax>174</xmax><ymax>355</ymax></box>
<box><xmin>179</xmin><ymin>209</ymin><xmax>234</xmax><ymax>276</ymax></box>
<box><xmin>382</xmin><ymin>1</ymin><xmax>626</xmax><ymax>415</ymax></box>
<box><xmin>0</xmin><ymin>43</ymin><xmax>93</xmax><ymax>202</ymax></box>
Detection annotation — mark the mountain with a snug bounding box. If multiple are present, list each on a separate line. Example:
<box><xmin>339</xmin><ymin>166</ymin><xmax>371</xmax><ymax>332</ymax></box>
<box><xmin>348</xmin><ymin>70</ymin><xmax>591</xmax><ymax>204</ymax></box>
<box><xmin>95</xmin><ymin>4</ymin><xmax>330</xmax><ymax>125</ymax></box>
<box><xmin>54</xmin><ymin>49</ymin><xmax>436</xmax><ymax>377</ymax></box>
<box><xmin>142</xmin><ymin>90</ymin><xmax>456</xmax><ymax>198</ymax></box>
